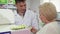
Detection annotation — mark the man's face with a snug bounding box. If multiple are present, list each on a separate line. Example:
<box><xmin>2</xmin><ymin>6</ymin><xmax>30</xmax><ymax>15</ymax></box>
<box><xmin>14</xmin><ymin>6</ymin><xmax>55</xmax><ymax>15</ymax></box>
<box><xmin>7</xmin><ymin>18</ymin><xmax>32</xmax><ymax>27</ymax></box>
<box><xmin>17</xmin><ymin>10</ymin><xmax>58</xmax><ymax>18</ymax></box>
<box><xmin>16</xmin><ymin>2</ymin><xmax>26</xmax><ymax>13</ymax></box>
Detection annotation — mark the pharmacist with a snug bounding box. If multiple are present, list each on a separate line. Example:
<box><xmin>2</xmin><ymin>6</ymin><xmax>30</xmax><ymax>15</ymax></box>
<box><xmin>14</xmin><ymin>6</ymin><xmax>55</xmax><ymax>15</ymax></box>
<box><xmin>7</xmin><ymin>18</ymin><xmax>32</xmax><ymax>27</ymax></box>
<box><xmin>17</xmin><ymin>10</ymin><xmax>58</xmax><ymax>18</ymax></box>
<box><xmin>14</xmin><ymin>0</ymin><xmax>39</xmax><ymax>34</ymax></box>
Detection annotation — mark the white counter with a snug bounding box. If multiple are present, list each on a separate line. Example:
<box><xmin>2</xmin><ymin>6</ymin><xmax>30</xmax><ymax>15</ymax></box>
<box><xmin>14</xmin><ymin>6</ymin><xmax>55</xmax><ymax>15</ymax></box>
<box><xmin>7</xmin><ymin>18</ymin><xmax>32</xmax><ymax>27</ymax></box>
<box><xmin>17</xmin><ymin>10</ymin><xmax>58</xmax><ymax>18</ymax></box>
<box><xmin>0</xmin><ymin>25</ymin><xmax>31</xmax><ymax>34</ymax></box>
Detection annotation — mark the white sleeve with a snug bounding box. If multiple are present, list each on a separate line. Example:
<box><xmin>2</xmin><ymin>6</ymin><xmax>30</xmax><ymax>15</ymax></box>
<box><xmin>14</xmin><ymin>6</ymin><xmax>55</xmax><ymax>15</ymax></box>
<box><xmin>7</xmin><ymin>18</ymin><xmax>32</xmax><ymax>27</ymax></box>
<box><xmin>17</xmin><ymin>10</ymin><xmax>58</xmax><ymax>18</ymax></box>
<box><xmin>32</xmin><ymin>13</ymin><xmax>39</xmax><ymax>30</ymax></box>
<box><xmin>36</xmin><ymin>23</ymin><xmax>58</xmax><ymax>34</ymax></box>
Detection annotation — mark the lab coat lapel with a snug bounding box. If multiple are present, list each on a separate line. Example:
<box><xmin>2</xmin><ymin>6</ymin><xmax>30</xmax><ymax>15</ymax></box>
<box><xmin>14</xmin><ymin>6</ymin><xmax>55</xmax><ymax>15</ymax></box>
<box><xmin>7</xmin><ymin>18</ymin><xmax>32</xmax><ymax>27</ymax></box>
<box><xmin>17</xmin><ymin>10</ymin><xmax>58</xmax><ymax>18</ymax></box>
<box><xmin>22</xmin><ymin>10</ymin><xmax>28</xmax><ymax>25</ymax></box>
<box><xmin>14</xmin><ymin>10</ymin><xmax>23</xmax><ymax>25</ymax></box>
<box><xmin>22</xmin><ymin>10</ymin><xmax>31</xmax><ymax>26</ymax></box>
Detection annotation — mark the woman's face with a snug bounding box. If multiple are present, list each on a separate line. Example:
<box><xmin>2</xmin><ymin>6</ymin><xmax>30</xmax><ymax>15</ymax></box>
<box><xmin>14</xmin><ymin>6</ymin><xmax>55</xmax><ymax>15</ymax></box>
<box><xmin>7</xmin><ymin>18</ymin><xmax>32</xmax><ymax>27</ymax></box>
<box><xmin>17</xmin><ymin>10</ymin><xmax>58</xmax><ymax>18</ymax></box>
<box><xmin>40</xmin><ymin>13</ymin><xmax>50</xmax><ymax>24</ymax></box>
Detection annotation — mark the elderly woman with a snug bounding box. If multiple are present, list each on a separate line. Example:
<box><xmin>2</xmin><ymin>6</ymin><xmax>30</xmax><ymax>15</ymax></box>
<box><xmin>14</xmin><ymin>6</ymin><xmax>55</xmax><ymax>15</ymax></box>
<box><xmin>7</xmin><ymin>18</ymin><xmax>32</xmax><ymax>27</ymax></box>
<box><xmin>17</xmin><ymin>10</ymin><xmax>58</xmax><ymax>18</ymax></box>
<box><xmin>37</xmin><ymin>2</ymin><xmax>60</xmax><ymax>34</ymax></box>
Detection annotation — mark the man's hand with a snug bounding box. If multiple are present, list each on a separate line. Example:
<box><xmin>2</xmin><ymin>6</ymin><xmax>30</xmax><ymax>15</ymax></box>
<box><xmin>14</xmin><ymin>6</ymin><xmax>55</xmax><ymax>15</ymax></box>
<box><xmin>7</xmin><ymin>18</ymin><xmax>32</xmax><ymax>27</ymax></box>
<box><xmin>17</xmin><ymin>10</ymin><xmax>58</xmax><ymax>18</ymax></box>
<box><xmin>31</xmin><ymin>27</ymin><xmax>37</xmax><ymax>34</ymax></box>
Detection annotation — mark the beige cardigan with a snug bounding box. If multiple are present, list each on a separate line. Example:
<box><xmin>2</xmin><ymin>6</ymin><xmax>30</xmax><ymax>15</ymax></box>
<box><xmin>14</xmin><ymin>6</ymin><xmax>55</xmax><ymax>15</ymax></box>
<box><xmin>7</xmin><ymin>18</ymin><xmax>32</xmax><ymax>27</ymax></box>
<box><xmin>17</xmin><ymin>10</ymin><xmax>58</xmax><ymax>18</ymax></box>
<box><xmin>37</xmin><ymin>21</ymin><xmax>60</xmax><ymax>34</ymax></box>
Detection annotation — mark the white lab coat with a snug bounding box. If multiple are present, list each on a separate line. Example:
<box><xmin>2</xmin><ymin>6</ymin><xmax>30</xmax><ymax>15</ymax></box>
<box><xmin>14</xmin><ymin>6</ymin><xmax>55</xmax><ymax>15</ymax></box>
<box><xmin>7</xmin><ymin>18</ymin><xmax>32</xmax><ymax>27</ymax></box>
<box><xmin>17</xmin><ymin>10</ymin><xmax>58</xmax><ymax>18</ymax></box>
<box><xmin>37</xmin><ymin>21</ymin><xmax>60</xmax><ymax>34</ymax></box>
<box><xmin>14</xmin><ymin>10</ymin><xmax>39</xmax><ymax>30</ymax></box>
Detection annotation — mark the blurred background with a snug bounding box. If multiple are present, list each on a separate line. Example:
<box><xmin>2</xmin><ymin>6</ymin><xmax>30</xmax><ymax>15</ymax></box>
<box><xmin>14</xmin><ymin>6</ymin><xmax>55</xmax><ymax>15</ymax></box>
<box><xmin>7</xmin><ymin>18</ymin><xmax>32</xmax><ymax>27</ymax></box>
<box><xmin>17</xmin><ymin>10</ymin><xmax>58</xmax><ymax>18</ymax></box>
<box><xmin>0</xmin><ymin>0</ymin><xmax>60</xmax><ymax>12</ymax></box>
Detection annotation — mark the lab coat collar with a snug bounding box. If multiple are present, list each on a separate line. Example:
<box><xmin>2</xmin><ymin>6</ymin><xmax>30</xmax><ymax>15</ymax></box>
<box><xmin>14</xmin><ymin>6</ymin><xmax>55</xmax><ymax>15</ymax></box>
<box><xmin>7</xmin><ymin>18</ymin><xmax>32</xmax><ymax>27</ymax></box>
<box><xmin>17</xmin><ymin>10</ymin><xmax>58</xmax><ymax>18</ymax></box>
<box><xmin>14</xmin><ymin>9</ymin><xmax>29</xmax><ymax>18</ymax></box>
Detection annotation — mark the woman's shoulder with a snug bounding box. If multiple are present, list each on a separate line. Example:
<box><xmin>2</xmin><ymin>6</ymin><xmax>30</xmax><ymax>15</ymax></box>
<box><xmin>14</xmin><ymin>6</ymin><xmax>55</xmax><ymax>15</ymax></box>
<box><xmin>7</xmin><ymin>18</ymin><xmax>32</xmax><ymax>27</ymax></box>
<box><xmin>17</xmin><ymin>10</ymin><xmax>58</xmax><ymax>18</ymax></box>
<box><xmin>44</xmin><ymin>21</ymin><xmax>58</xmax><ymax>28</ymax></box>
<box><xmin>36</xmin><ymin>21</ymin><xmax>59</xmax><ymax>34</ymax></box>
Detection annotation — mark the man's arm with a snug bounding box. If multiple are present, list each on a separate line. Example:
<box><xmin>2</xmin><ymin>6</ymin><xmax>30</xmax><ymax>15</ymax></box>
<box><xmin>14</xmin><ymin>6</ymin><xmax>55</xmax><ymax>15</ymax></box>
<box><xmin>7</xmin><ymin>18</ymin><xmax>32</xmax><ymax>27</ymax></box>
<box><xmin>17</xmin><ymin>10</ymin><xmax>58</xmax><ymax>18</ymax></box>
<box><xmin>31</xmin><ymin>13</ymin><xmax>39</xmax><ymax>34</ymax></box>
